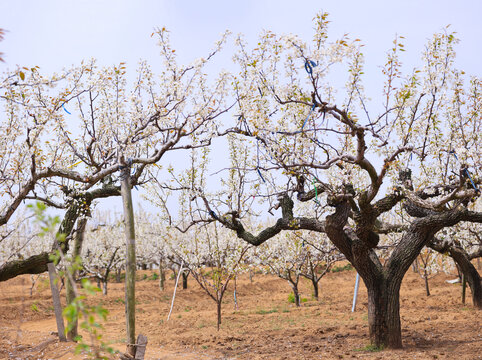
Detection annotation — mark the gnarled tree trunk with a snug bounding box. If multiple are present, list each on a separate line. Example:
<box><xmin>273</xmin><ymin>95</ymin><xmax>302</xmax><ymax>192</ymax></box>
<box><xmin>363</xmin><ymin>276</ymin><xmax>403</xmax><ymax>348</ymax></box>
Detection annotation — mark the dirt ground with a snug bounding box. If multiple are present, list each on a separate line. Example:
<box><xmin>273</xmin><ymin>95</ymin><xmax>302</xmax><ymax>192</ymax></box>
<box><xmin>0</xmin><ymin>265</ymin><xmax>480</xmax><ymax>360</ymax></box>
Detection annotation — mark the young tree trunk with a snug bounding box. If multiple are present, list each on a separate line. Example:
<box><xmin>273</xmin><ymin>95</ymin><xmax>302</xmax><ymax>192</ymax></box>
<box><xmin>311</xmin><ymin>278</ymin><xmax>319</xmax><ymax>300</ymax></box>
<box><xmin>182</xmin><ymin>271</ymin><xmax>188</xmax><ymax>290</ymax></box>
<box><xmin>96</xmin><ymin>277</ymin><xmax>101</xmax><ymax>289</ymax></box>
<box><xmin>423</xmin><ymin>270</ymin><xmax>430</xmax><ymax>296</ymax></box>
<box><xmin>116</xmin><ymin>268</ymin><xmax>121</xmax><ymax>283</ymax></box>
<box><xmin>47</xmin><ymin>263</ymin><xmax>67</xmax><ymax>342</ymax></box>
<box><xmin>102</xmin><ymin>279</ymin><xmax>108</xmax><ymax>296</ymax></box>
<box><xmin>461</xmin><ymin>274</ymin><xmax>467</xmax><ymax>305</ymax></box>
<box><xmin>159</xmin><ymin>263</ymin><xmax>166</xmax><ymax>291</ymax></box>
<box><xmin>120</xmin><ymin>162</ymin><xmax>136</xmax><ymax>358</ymax></box>
<box><xmin>233</xmin><ymin>275</ymin><xmax>239</xmax><ymax>310</ymax></box>
<box><xmin>291</xmin><ymin>284</ymin><xmax>301</xmax><ymax>307</ymax></box>
<box><xmin>66</xmin><ymin>218</ymin><xmax>87</xmax><ymax>341</ymax></box>
<box><xmin>30</xmin><ymin>275</ymin><xmax>37</xmax><ymax>296</ymax></box>
<box><xmin>411</xmin><ymin>258</ymin><xmax>419</xmax><ymax>273</ymax></box>
<box><xmin>216</xmin><ymin>300</ymin><xmax>222</xmax><ymax>331</ymax></box>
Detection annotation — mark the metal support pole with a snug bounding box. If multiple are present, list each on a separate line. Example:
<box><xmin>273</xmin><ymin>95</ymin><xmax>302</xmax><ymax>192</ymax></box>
<box><xmin>351</xmin><ymin>272</ymin><xmax>360</xmax><ymax>312</ymax></box>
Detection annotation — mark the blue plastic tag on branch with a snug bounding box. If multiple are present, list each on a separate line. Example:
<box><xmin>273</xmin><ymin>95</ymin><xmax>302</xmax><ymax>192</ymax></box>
<box><xmin>209</xmin><ymin>210</ymin><xmax>219</xmax><ymax>220</ymax></box>
<box><xmin>301</xmin><ymin>104</ymin><xmax>316</xmax><ymax>130</ymax></box>
<box><xmin>465</xmin><ymin>170</ymin><xmax>479</xmax><ymax>191</ymax></box>
<box><xmin>62</xmin><ymin>104</ymin><xmax>71</xmax><ymax>115</ymax></box>
<box><xmin>256</xmin><ymin>141</ymin><xmax>266</xmax><ymax>183</ymax></box>
<box><xmin>257</xmin><ymin>168</ymin><xmax>266</xmax><ymax>183</ymax></box>
<box><xmin>450</xmin><ymin>150</ymin><xmax>459</xmax><ymax>161</ymax></box>
<box><xmin>304</xmin><ymin>60</ymin><xmax>317</xmax><ymax>75</ymax></box>
<box><xmin>450</xmin><ymin>151</ymin><xmax>478</xmax><ymax>190</ymax></box>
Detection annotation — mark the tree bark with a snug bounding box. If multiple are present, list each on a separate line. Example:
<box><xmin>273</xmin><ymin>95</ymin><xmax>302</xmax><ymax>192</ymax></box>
<box><xmin>424</xmin><ymin>270</ymin><xmax>430</xmax><ymax>296</ymax></box>
<box><xmin>311</xmin><ymin>278</ymin><xmax>319</xmax><ymax>301</ymax></box>
<box><xmin>0</xmin><ymin>185</ymin><xmax>120</xmax><ymax>282</ymax></box>
<box><xmin>102</xmin><ymin>279</ymin><xmax>108</xmax><ymax>296</ymax></box>
<box><xmin>326</xmin><ymin>199</ymin><xmax>405</xmax><ymax>348</ymax></box>
<box><xmin>429</xmin><ymin>238</ymin><xmax>482</xmax><ymax>308</ymax></box>
<box><xmin>66</xmin><ymin>218</ymin><xmax>87</xmax><ymax>341</ymax></box>
<box><xmin>0</xmin><ymin>202</ymin><xmax>82</xmax><ymax>281</ymax></box>
<box><xmin>216</xmin><ymin>300</ymin><xmax>222</xmax><ymax>331</ymax></box>
<box><xmin>291</xmin><ymin>283</ymin><xmax>301</xmax><ymax>307</ymax></box>
<box><xmin>47</xmin><ymin>263</ymin><xmax>67</xmax><ymax>342</ymax></box>
<box><xmin>159</xmin><ymin>263</ymin><xmax>166</xmax><ymax>291</ymax></box>
<box><xmin>365</xmin><ymin>277</ymin><xmax>402</xmax><ymax>349</ymax></box>
<box><xmin>0</xmin><ymin>252</ymin><xmax>50</xmax><ymax>282</ymax></box>
<box><xmin>462</xmin><ymin>274</ymin><xmax>466</xmax><ymax>305</ymax></box>
<box><xmin>182</xmin><ymin>270</ymin><xmax>188</xmax><ymax>290</ymax></box>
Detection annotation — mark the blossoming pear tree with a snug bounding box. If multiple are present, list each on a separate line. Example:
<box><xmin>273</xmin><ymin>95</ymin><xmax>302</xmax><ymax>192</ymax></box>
<box><xmin>190</xmin><ymin>14</ymin><xmax>481</xmax><ymax>348</ymax></box>
<box><xmin>0</xmin><ymin>28</ymin><xmax>233</xmax><ymax>357</ymax></box>
<box><xmin>0</xmin><ymin>27</ymin><xmax>232</xmax><ymax>280</ymax></box>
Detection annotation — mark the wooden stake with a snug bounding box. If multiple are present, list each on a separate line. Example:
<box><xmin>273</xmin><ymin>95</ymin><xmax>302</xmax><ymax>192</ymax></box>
<box><xmin>47</xmin><ymin>263</ymin><xmax>67</xmax><ymax>342</ymax></box>
<box><xmin>135</xmin><ymin>334</ymin><xmax>148</xmax><ymax>360</ymax></box>
<box><xmin>120</xmin><ymin>159</ymin><xmax>136</xmax><ymax>357</ymax></box>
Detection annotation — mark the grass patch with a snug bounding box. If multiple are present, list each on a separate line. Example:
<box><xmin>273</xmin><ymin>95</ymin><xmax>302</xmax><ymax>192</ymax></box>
<box><xmin>30</xmin><ymin>302</ymin><xmax>39</xmax><ymax>312</ymax></box>
<box><xmin>256</xmin><ymin>308</ymin><xmax>278</xmax><ymax>315</ymax></box>
<box><xmin>331</xmin><ymin>263</ymin><xmax>353</xmax><ymax>272</ymax></box>
<box><xmin>150</xmin><ymin>272</ymin><xmax>159</xmax><ymax>280</ymax></box>
<box><xmin>288</xmin><ymin>292</ymin><xmax>309</xmax><ymax>304</ymax></box>
<box><xmin>354</xmin><ymin>344</ymin><xmax>384</xmax><ymax>352</ymax></box>
<box><xmin>288</xmin><ymin>293</ymin><xmax>296</xmax><ymax>304</ymax></box>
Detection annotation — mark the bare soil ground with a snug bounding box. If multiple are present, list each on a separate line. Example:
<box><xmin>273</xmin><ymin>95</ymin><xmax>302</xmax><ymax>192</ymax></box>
<box><xmin>0</xmin><ymin>266</ymin><xmax>480</xmax><ymax>359</ymax></box>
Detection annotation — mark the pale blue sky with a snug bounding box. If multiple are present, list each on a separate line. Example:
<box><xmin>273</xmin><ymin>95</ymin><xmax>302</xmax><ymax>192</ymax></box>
<box><xmin>1</xmin><ymin>0</ymin><xmax>481</xmax><ymax>215</ymax></box>
<box><xmin>1</xmin><ymin>1</ymin><xmax>481</xmax><ymax>76</ymax></box>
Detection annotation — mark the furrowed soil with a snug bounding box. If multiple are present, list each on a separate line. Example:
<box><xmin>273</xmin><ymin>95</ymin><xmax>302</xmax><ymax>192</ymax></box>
<box><xmin>0</xmin><ymin>266</ymin><xmax>480</xmax><ymax>359</ymax></box>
